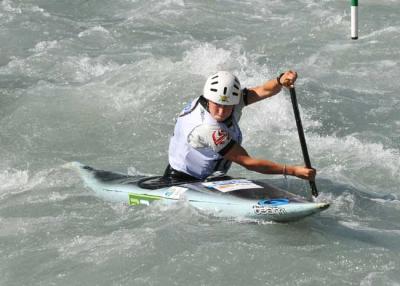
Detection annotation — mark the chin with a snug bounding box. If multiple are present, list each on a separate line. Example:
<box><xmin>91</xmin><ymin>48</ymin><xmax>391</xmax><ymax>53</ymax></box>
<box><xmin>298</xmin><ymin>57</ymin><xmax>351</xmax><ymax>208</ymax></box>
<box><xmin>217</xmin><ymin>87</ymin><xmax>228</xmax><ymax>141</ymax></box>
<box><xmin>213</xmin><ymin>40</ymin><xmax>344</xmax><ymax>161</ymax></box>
<box><xmin>211</xmin><ymin>113</ymin><xmax>230</xmax><ymax>122</ymax></box>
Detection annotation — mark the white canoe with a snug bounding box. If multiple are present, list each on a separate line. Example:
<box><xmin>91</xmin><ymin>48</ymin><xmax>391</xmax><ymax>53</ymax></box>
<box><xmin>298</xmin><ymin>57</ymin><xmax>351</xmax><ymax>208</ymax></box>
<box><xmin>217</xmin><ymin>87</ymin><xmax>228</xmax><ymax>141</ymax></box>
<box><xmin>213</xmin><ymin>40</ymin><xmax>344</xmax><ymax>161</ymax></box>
<box><xmin>71</xmin><ymin>162</ymin><xmax>330</xmax><ymax>222</ymax></box>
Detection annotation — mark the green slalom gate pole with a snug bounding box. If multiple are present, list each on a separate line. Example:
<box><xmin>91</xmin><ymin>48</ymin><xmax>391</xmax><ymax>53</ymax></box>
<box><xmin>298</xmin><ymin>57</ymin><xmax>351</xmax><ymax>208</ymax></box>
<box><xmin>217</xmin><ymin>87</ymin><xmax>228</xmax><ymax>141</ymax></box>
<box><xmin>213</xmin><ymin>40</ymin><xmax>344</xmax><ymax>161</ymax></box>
<box><xmin>351</xmin><ymin>0</ymin><xmax>358</xmax><ymax>40</ymax></box>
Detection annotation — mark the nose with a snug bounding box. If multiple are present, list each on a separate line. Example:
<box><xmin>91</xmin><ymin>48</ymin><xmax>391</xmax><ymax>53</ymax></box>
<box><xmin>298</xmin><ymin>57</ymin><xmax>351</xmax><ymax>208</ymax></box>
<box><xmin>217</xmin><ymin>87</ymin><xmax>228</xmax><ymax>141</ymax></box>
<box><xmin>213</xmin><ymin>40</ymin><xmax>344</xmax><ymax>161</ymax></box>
<box><xmin>217</xmin><ymin>107</ymin><xmax>226</xmax><ymax>116</ymax></box>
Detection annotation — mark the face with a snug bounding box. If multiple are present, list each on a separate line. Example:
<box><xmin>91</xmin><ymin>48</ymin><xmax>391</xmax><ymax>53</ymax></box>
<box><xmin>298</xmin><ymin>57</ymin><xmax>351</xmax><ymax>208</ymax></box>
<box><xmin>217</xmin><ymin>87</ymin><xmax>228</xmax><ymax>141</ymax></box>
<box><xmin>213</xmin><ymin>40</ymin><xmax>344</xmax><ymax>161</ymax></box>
<box><xmin>208</xmin><ymin>101</ymin><xmax>234</xmax><ymax>122</ymax></box>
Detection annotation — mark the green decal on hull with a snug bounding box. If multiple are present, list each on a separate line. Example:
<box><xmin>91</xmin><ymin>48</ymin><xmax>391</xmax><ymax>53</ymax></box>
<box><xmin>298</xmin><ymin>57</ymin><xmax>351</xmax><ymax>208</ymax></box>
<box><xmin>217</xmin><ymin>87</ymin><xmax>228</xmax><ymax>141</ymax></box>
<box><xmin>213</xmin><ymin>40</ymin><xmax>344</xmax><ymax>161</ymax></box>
<box><xmin>128</xmin><ymin>193</ymin><xmax>162</xmax><ymax>206</ymax></box>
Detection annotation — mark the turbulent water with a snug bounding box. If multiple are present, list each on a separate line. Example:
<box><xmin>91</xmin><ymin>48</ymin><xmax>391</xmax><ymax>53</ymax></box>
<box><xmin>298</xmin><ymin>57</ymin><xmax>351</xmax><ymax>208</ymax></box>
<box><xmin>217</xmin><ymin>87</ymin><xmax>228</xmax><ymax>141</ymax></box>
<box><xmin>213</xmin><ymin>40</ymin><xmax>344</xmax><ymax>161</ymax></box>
<box><xmin>1</xmin><ymin>0</ymin><xmax>400</xmax><ymax>285</ymax></box>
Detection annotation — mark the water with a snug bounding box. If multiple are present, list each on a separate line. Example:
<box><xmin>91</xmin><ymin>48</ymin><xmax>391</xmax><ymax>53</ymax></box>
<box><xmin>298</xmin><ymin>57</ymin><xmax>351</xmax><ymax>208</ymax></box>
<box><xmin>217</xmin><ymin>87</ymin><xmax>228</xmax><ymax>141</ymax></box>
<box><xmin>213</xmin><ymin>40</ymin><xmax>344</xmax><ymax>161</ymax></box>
<box><xmin>1</xmin><ymin>0</ymin><xmax>399</xmax><ymax>285</ymax></box>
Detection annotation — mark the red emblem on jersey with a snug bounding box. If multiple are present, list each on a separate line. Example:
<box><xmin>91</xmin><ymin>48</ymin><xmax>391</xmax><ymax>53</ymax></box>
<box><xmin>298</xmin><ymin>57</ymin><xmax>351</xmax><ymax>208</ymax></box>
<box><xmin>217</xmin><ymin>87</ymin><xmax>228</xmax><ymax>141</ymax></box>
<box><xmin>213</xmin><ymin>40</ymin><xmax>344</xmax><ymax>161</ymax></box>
<box><xmin>212</xmin><ymin>129</ymin><xmax>228</xmax><ymax>146</ymax></box>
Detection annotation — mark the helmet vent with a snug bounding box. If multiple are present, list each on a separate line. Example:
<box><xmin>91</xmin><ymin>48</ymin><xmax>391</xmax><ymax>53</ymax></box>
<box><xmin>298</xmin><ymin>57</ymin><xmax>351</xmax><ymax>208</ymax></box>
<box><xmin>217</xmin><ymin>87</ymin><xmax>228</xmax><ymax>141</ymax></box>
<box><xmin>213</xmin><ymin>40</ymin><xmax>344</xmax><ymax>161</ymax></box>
<box><xmin>234</xmin><ymin>77</ymin><xmax>239</xmax><ymax>84</ymax></box>
<box><xmin>234</xmin><ymin>84</ymin><xmax>239</xmax><ymax>89</ymax></box>
<box><xmin>223</xmin><ymin>87</ymin><xmax>227</xmax><ymax>95</ymax></box>
<box><xmin>211</xmin><ymin>75</ymin><xmax>219</xmax><ymax>79</ymax></box>
<box><xmin>232</xmin><ymin>92</ymin><xmax>238</xmax><ymax>96</ymax></box>
<box><xmin>211</xmin><ymin>81</ymin><xmax>218</xmax><ymax>85</ymax></box>
<box><xmin>210</xmin><ymin>88</ymin><xmax>217</xmax><ymax>92</ymax></box>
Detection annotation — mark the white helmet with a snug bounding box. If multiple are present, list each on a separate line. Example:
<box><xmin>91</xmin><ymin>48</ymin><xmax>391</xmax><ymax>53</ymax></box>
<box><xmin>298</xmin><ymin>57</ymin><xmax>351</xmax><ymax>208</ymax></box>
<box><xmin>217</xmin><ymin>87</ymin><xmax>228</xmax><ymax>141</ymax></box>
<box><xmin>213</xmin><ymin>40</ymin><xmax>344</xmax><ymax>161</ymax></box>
<box><xmin>203</xmin><ymin>71</ymin><xmax>241</xmax><ymax>105</ymax></box>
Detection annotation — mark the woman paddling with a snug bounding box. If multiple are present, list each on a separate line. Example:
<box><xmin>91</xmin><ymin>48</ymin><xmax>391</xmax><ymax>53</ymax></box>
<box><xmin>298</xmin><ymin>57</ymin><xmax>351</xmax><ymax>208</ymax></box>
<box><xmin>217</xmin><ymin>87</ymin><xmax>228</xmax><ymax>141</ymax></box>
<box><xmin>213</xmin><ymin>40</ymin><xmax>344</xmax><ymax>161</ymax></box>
<box><xmin>164</xmin><ymin>71</ymin><xmax>315</xmax><ymax>183</ymax></box>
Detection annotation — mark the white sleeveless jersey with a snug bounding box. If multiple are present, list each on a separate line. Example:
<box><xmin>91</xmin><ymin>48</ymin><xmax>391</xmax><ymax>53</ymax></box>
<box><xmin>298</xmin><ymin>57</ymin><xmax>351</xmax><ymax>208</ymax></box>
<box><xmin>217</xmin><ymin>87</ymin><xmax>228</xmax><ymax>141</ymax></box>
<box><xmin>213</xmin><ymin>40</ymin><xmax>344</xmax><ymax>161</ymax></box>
<box><xmin>168</xmin><ymin>95</ymin><xmax>246</xmax><ymax>179</ymax></box>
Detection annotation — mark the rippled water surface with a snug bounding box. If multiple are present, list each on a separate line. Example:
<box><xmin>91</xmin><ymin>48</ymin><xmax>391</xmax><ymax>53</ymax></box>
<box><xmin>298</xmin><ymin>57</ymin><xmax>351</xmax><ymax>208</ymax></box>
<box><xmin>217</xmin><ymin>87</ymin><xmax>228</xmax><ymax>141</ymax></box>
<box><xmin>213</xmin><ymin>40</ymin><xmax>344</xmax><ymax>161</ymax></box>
<box><xmin>1</xmin><ymin>0</ymin><xmax>399</xmax><ymax>285</ymax></box>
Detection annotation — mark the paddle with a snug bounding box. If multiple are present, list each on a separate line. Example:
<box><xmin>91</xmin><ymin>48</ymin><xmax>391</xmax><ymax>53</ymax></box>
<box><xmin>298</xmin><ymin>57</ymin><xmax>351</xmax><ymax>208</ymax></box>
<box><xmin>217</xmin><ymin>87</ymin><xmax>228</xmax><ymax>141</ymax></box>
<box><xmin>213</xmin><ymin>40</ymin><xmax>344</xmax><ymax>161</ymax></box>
<box><xmin>289</xmin><ymin>87</ymin><xmax>319</xmax><ymax>197</ymax></box>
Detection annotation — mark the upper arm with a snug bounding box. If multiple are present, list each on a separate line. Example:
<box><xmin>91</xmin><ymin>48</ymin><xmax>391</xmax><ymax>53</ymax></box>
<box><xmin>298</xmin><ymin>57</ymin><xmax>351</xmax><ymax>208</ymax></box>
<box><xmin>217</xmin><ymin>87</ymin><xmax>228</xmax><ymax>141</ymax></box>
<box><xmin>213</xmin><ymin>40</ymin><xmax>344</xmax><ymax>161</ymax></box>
<box><xmin>222</xmin><ymin>142</ymin><xmax>253</xmax><ymax>167</ymax></box>
<box><xmin>244</xmin><ymin>87</ymin><xmax>264</xmax><ymax>105</ymax></box>
<box><xmin>244</xmin><ymin>78</ymin><xmax>283</xmax><ymax>106</ymax></box>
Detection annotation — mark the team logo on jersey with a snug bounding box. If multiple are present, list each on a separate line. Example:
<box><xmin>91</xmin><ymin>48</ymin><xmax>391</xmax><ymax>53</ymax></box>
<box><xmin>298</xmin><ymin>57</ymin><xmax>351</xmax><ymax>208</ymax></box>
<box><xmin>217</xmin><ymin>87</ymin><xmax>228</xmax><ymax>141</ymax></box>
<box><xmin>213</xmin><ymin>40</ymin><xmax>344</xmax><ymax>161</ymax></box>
<box><xmin>212</xmin><ymin>129</ymin><xmax>228</xmax><ymax>145</ymax></box>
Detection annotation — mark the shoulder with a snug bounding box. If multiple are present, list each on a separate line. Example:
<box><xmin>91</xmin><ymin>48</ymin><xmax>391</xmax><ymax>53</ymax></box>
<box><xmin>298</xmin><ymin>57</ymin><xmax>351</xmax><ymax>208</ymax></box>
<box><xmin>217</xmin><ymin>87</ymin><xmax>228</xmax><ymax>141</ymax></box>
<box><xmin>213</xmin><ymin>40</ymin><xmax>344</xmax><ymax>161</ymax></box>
<box><xmin>241</xmin><ymin>88</ymin><xmax>250</xmax><ymax>106</ymax></box>
<box><xmin>179</xmin><ymin>97</ymin><xmax>201</xmax><ymax>117</ymax></box>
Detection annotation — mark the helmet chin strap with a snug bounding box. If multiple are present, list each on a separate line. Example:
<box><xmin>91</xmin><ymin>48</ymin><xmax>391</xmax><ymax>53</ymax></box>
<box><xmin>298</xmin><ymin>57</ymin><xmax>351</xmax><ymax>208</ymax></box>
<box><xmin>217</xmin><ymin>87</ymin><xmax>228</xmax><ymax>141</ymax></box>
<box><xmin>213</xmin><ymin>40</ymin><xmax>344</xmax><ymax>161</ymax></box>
<box><xmin>199</xmin><ymin>95</ymin><xmax>210</xmax><ymax>112</ymax></box>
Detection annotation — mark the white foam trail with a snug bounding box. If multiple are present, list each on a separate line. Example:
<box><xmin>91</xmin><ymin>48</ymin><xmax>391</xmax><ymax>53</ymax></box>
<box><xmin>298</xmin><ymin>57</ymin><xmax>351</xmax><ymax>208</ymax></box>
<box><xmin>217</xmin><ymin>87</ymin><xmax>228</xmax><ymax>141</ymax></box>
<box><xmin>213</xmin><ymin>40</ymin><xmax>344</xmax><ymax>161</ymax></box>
<box><xmin>0</xmin><ymin>169</ymin><xmax>29</xmax><ymax>193</ymax></box>
<box><xmin>339</xmin><ymin>220</ymin><xmax>400</xmax><ymax>236</ymax></box>
<box><xmin>0</xmin><ymin>165</ymin><xmax>82</xmax><ymax>201</ymax></box>
<box><xmin>183</xmin><ymin>44</ymin><xmax>233</xmax><ymax>77</ymax></box>
<box><xmin>58</xmin><ymin>228</ymin><xmax>157</xmax><ymax>264</ymax></box>
<box><xmin>0</xmin><ymin>216</ymin><xmax>65</xmax><ymax>237</ymax></box>
<box><xmin>1</xmin><ymin>0</ymin><xmax>22</xmax><ymax>14</ymax></box>
<box><xmin>360</xmin><ymin>26</ymin><xmax>400</xmax><ymax>40</ymax></box>
<box><xmin>73</xmin><ymin>57</ymin><xmax>118</xmax><ymax>80</ymax></box>
<box><xmin>242</xmin><ymin>95</ymin><xmax>320</xmax><ymax>135</ymax></box>
<box><xmin>360</xmin><ymin>270</ymin><xmax>399</xmax><ymax>286</ymax></box>
<box><xmin>97</xmin><ymin>43</ymin><xmax>254</xmax><ymax>112</ymax></box>
<box><xmin>1</xmin><ymin>54</ymin><xmax>120</xmax><ymax>84</ymax></box>
<box><xmin>29</xmin><ymin>5</ymin><xmax>50</xmax><ymax>17</ymax></box>
<box><xmin>330</xmin><ymin>193</ymin><xmax>358</xmax><ymax>218</ymax></box>
<box><xmin>311</xmin><ymin>135</ymin><xmax>400</xmax><ymax>190</ymax></box>
<box><xmin>1</xmin><ymin>1</ymin><xmax>50</xmax><ymax>19</ymax></box>
<box><xmin>0</xmin><ymin>168</ymin><xmax>43</xmax><ymax>201</ymax></box>
<box><xmin>30</xmin><ymin>40</ymin><xmax>59</xmax><ymax>53</ymax></box>
<box><xmin>78</xmin><ymin>26</ymin><xmax>111</xmax><ymax>38</ymax></box>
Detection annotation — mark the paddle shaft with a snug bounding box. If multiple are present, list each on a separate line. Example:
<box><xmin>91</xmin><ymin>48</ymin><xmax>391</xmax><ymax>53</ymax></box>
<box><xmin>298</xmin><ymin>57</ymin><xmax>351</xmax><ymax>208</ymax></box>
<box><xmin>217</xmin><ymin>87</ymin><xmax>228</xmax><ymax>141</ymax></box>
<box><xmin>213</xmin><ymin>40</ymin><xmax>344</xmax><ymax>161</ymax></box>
<box><xmin>289</xmin><ymin>87</ymin><xmax>319</xmax><ymax>197</ymax></box>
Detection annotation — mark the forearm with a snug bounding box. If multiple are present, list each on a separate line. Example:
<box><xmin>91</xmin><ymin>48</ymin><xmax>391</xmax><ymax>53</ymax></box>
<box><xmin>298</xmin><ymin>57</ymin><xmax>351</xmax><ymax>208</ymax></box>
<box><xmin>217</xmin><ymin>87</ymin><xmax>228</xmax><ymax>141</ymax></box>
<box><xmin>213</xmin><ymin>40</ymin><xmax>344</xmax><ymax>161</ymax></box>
<box><xmin>247</xmin><ymin>78</ymin><xmax>282</xmax><ymax>105</ymax></box>
<box><xmin>241</xmin><ymin>157</ymin><xmax>294</xmax><ymax>176</ymax></box>
<box><xmin>246</xmin><ymin>71</ymin><xmax>298</xmax><ymax>105</ymax></box>
<box><xmin>258</xmin><ymin>78</ymin><xmax>283</xmax><ymax>98</ymax></box>
<box><xmin>224</xmin><ymin>143</ymin><xmax>315</xmax><ymax>181</ymax></box>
